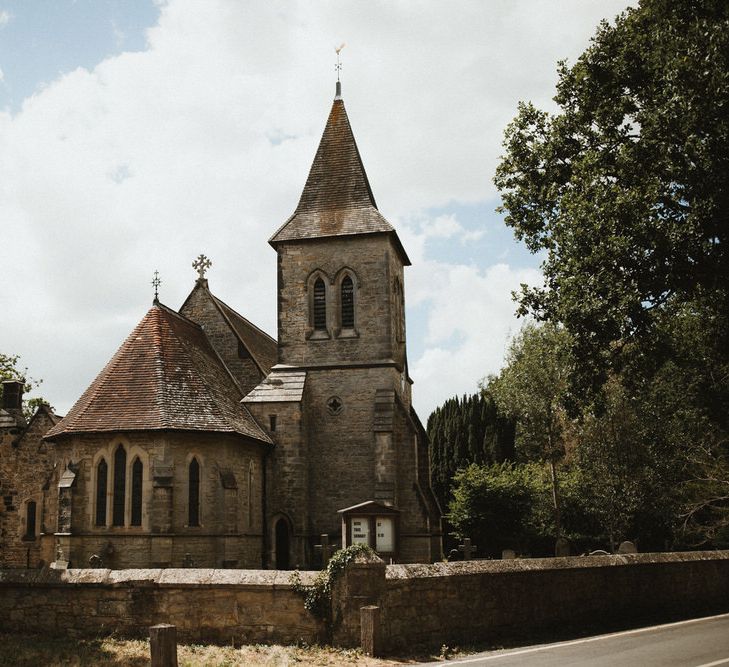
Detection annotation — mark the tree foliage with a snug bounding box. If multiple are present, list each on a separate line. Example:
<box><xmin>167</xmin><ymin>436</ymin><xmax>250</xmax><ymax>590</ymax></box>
<box><xmin>0</xmin><ymin>353</ymin><xmax>44</xmax><ymax>419</ymax></box>
<box><xmin>427</xmin><ymin>392</ymin><xmax>515</xmax><ymax>511</ymax></box>
<box><xmin>486</xmin><ymin>323</ymin><xmax>573</xmax><ymax>538</ymax></box>
<box><xmin>494</xmin><ymin>0</ymin><xmax>729</xmax><ymax>390</ymax></box>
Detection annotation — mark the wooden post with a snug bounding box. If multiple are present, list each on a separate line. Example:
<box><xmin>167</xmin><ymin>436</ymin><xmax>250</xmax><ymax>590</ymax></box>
<box><xmin>360</xmin><ymin>605</ymin><xmax>381</xmax><ymax>657</ymax></box>
<box><xmin>150</xmin><ymin>623</ymin><xmax>178</xmax><ymax>667</ymax></box>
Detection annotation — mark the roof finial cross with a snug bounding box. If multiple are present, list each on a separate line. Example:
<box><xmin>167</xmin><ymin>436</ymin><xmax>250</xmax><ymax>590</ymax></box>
<box><xmin>192</xmin><ymin>253</ymin><xmax>212</xmax><ymax>282</ymax></box>
<box><xmin>151</xmin><ymin>270</ymin><xmax>161</xmax><ymax>303</ymax></box>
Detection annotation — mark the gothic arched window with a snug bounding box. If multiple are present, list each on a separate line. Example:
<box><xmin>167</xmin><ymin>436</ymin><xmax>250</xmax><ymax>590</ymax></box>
<box><xmin>95</xmin><ymin>459</ymin><xmax>108</xmax><ymax>526</ymax></box>
<box><xmin>131</xmin><ymin>457</ymin><xmax>143</xmax><ymax>526</ymax></box>
<box><xmin>189</xmin><ymin>457</ymin><xmax>200</xmax><ymax>527</ymax></box>
<box><xmin>313</xmin><ymin>278</ymin><xmax>326</xmax><ymax>331</ymax></box>
<box><xmin>248</xmin><ymin>461</ymin><xmax>254</xmax><ymax>527</ymax></box>
<box><xmin>341</xmin><ymin>275</ymin><xmax>354</xmax><ymax>329</ymax></box>
<box><xmin>25</xmin><ymin>501</ymin><xmax>37</xmax><ymax>538</ymax></box>
<box><xmin>112</xmin><ymin>445</ymin><xmax>126</xmax><ymax>527</ymax></box>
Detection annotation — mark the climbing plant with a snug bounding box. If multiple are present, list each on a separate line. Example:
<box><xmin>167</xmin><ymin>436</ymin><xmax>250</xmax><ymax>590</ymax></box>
<box><xmin>290</xmin><ymin>543</ymin><xmax>374</xmax><ymax>630</ymax></box>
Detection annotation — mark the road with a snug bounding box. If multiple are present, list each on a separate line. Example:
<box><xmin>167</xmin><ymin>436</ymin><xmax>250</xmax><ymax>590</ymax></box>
<box><xmin>423</xmin><ymin>613</ymin><xmax>729</xmax><ymax>667</ymax></box>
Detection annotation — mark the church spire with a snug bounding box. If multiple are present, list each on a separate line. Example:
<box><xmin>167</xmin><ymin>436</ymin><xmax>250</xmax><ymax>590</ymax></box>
<box><xmin>268</xmin><ymin>76</ymin><xmax>410</xmax><ymax>265</ymax></box>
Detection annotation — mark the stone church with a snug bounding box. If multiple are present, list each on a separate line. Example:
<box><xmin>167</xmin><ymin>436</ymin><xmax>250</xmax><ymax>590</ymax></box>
<box><xmin>0</xmin><ymin>83</ymin><xmax>442</xmax><ymax>570</ymax></box>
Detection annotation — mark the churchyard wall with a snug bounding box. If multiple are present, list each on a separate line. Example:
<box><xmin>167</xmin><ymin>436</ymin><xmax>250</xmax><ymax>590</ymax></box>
<box><xmin>2</xmin><ymin>551</ymin><xmax>728</xmax><ymax>652</ymax></box>
<box><xmin>0</xmin><ymin>567</ymin><xmax>324</xmax><ymax>645</ymax></box>
<box><xmin>375</xmin><ymin>551</ymin><xmax>729</xmax><ymax>650</ymax></box>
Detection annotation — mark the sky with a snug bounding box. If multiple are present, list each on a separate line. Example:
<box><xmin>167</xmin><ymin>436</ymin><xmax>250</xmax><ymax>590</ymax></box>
<box><xmin>0</xmin><ymin>0</ymin><xmax>632</xmax><ymax>419</ymax></box>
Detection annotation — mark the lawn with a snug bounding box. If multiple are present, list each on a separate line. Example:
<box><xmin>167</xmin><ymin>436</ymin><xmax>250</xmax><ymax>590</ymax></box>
<box><xmin>0</xmin><ymin>632</ymin><xmax>447</xmax><ymax>666</ymax></box>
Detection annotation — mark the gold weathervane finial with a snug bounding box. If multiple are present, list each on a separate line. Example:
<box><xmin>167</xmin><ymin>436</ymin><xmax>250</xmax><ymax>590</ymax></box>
<box><xmin>192</xmin><ymin>254</ymin><xmax>212</xmax><ymax>281</ymax></box>
<box><xmin>151</xmin><ymin>270</ymin><xmax>161</xmax><ymax>302</ymax></box>
<box><xmin>335</xmin><ymin>43</ymin><xmax>346</xmax><ymax>82</ymax></box>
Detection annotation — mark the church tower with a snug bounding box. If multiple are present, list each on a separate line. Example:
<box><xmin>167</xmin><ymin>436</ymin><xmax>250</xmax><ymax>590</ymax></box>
<box><xmin>244</xmin><ymin>82</ymin><xmax>441</xmax><ymax>567</ymax></box>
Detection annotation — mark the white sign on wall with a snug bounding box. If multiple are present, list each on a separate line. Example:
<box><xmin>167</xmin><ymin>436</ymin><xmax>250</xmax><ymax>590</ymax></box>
<box><xmin>351</xmin><ymin>518</ymin><xmax>370</xmax><ymax>545</ymax></box>
<box><xmin>376</xmin><ymin>517</ymin><xmax>394</xmax><ymax>553</ymax></box>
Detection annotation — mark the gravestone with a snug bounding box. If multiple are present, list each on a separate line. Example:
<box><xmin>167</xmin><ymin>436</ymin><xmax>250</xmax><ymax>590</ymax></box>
<box><xmin>458</xmin><ymin>537</ymin><xmax>477</xmax><ymax>560</ymax></box>
<box><xmin>618</xmin><ymin>540</ymin><xmax>638</xmax><ymax>554</ymax></box>
<box><xmin>502</xmin><ymin>549</ymin><xmax>516</xmax><ymax>560</ymax></box>
<box><xmin>89</xmin><ymin>554</ymin><xmax>104</xmax><ymax>568</ymax></box>
<box><xmin>182</xmin><ymin>553</ymin><xmax>194</xmax><ymax>568</ymax></box>
<box><xmin>314</xmin><ymin>534</ymin><xmax>332</xmax><ymax>567</ymax></box>
<box><xmin>555</xmin><ymin>537</ymin><xmax>571</xmax><ymax>557</ymax></box>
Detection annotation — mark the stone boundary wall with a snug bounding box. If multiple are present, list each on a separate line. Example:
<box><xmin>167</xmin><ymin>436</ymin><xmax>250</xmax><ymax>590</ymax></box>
<box><xmin>0</xmin><ymin>568</ymin><xmax>324</xmax><ymax>645</ymax></box>
<box><xmin>376</xmin><ymin>551</ymin><xmax>729</xmax><ymax>650</ymax></box>
<box><xmin>2</xmin><ymin>551</ymin><xmax>729</xmax><ymax>653</ymax></box>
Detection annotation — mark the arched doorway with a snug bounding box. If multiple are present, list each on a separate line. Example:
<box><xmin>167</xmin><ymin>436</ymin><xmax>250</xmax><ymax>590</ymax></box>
<box><xmin>275</xmin><ymin>518</ymin><xmax>290</xmax><ymax>570</ymax></box>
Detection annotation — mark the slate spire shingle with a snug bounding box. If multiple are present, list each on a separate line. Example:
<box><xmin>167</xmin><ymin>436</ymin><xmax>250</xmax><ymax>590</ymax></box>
<box><xmin>269</xmin><ymin>85</ymin><xmax>410</xmax><ymax>264</ymax></box>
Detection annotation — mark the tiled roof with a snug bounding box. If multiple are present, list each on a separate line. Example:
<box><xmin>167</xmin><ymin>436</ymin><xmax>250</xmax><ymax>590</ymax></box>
<box><xmin>210</xmin><ymin>293</ymin><xmax>278</xmax><ymax>374</ymax></box>
<box><xmin>45</xmin><ymin>303</ymin><xmax>271</xmax><ymax>443</ymax></box>
<box><xmin>243</xmin><ymin>366</ymin><xmax>306</xmax><ymax>403</ymax></box>
<box><xmin>269</xmin><ymin>95</ymin><xmax>411</xmax><ymax>264</ymax></box>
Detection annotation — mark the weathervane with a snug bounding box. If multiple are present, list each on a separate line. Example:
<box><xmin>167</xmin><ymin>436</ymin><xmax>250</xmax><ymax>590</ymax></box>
<box><xmin>152</xmin><ymin>270</ymin><xmax>161</xmax><ymax>303</ymax></box>
<box><xmin>335</xmin><ymin>43</ymin><xmax>345</xmax><ymax>81</ymax></box>
<box><xmin>193</xmin><ymin>254</ymin><xmax>212</xmax><ymax>282</ymax></box>
<box><xmin>335</xmin><ymin>43</ymin><xmax>345</xmax><ymax>99</ymax></box>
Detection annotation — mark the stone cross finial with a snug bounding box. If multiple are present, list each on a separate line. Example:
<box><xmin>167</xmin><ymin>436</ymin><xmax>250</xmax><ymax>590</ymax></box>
<box><xmin>192</xmin><ymin>254</ymin><xmax>212</xmax><ymax>281</ymax></box>
<box><xmin>152</xmin><ymin>270</ymin><xmax>161</xmax><ymax>302</ymax></box>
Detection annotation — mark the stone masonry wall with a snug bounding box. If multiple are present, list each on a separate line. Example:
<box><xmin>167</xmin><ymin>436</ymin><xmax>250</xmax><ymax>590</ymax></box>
<box><xmin>0</xmin><ymin>567</ymin><xmax>323</xmax><ymax>644</ymax></box>
<box><xmin>180</xmin><ymin>284</ymin><xmax>265</xmax><ymax>396</ymax></box>
<box><xmin>47</xmin><ymin>431</ymin><xmax>266</xmax><ymax>569</ymax></box>
<box><xmin>277</xmin><ymin>235</ymin><xmax>404</xmax><ymax>368</ymax></box>
<box><xmin>2</xmin><ymin>551</ymin><xmax>728</xmax><ymax>652</ymax></box>
<box><xmin>378</xmin><ymin>551</ymin><xmax>729</xmax><ymax>650</ymax></box>
<box><xmin>0</xmin><ymin>408</ymin><xmax>57</xmax><ymax>568</ymax></box>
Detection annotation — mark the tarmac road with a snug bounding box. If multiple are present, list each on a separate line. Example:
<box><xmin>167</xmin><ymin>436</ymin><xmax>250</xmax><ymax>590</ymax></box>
<box><xmin>423</xmin><ymin>613</ymin><xmax>729</xmax><ymax>667</ymax></box>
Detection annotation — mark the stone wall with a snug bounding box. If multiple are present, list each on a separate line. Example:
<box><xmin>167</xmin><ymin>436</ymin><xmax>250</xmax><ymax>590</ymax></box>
<box><xmin>341</xmin><ymin>551</ymin><xmax>729</xmax><ymax>651</ymax></box>
<box><xmin>180</xmin><ymin>282</ymin><xmax>266</xmax><ymax>396</ymax></box>
<box><xmin>276</xmin><ymin>235</ymin><xmax>404</xmax><ymax>368</ymax></box>
<box><xmin>48</xmin><ymin>431</ymin><xmax>266</xmax><ymax>569</ymax></box>
<box><xmin>2</xmin><ymin>551</ymin><xmax>729</xmax><ymax>652</ymax></box>
<box><xmin>0</xmin><ymin>407</ymin><xmax>57</xmax><ymax>568</ymax></box>
<box><xmin>0</xmin><ymin>567</ymin><xmax>323</xmax><ymax>645</ymax></box>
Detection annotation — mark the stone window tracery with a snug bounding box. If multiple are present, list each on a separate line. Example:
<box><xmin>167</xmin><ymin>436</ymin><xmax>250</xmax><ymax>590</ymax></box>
<box><xmin>95</xmin><ymin>459</ymin><xmax>108</xmax><ymax>526</ymax></box>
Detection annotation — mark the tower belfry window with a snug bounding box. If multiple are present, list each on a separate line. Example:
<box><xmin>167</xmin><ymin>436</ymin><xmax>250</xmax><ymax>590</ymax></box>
<box><xmin>341</xmin><ymin>276</ymin><xmax>354</xmax><ymax>328</ymax></box>
<box><xmin>313</xmin><ymin>278</ymin><xmax>327</xmax><ymax>330</ymax></box>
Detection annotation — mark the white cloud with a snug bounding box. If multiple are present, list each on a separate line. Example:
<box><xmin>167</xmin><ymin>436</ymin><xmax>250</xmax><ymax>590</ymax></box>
<box><xmin>0</xmin><ymin>10</ymin><xmax>11</xmax><ymax>28</ymax></box>
<box><xmin>0</xmin><ymin>0</ymin><xmax>630</xmax><ymax>417</ymax></box>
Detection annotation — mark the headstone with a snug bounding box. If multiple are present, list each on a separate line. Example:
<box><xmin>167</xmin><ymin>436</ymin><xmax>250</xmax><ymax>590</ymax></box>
<box><xmin>182</xmin><ymin>553</ymin><xmax>194</xmax><ymax>568</ymax></box>
<box><xmin>458</xmin><ymin>537</ymin><xmax>477</xmax><ymax>560</ymax></box>
<box><xmin>555</xmin><ymin>537</ymin><xmax>571</xmax><ymax>557</ymax></box>
<box><xmin>360</xmin><ymin>605</ymin><xmax>381</xmax><ymax>657</ymax></box>
<box><xmin>502</xmin><ymin>549</ymin><xmax>516</xmax><ymax>560</ymax></box>
<box><xmin>447</xmin><ymin>548</ymin><xmax>460</xmax><ymax>562</ymax></box>
<box><xmin>618</xmin><ymin>540</ymin><xmax>637</xmax><ymax>554</ymax></box>
<box><xmin>89</xmin><ymin>554</ymin><xmax>104</xmax><ymax>568</ymax></box>
<box><xmin>150</xmin><ymin>624</ymin><xmax>178</xmax><ymax>667</ymax></box>
<box><xmin>314</xmin><ymin>534</ymin><xmax>332</xmax><ymax>566</ymax></box>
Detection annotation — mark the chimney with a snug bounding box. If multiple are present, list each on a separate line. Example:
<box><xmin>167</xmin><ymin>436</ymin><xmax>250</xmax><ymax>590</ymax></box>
<box><xmin>2</xmin><ymin>379</ymin><xmax>25</xmax><ymax>426</ymax></box>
